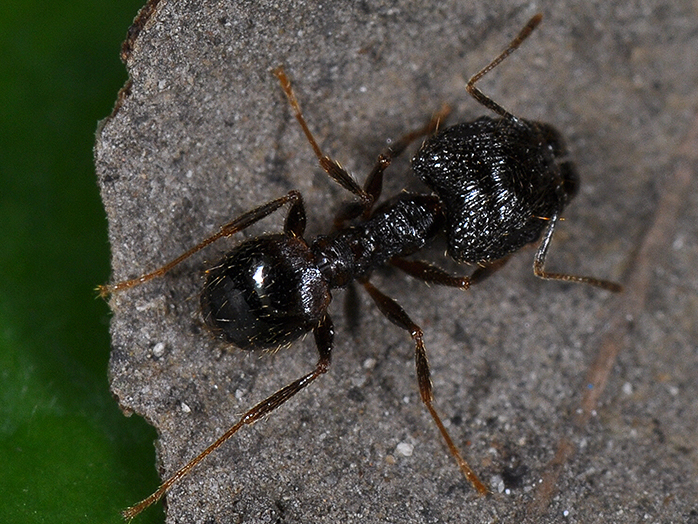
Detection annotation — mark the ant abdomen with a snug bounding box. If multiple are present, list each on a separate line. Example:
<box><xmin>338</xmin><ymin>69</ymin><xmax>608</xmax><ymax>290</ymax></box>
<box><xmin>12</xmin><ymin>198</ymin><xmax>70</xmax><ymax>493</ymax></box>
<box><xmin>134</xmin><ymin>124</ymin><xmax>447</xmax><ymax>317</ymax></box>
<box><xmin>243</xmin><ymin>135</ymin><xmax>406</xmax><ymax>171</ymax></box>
<box><xmin>201</xmin><ymin>234</ymin><xmax>330</xmax><ymax>351</ymax></box>
<box><xmin>412</xmin><ymin>116</ymin><xmax>578</xmax><ymax>263</ymax></box>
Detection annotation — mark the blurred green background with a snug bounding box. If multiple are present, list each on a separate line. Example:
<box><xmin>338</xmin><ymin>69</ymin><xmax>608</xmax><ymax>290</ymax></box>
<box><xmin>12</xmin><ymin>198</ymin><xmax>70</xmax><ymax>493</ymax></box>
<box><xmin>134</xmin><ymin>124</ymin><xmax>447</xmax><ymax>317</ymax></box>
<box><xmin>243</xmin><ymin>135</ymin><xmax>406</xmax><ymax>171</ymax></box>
<box><xmin>0</xmin><ymin>1</ymin><xmax>163</xmax><ymax>523</ymax></box>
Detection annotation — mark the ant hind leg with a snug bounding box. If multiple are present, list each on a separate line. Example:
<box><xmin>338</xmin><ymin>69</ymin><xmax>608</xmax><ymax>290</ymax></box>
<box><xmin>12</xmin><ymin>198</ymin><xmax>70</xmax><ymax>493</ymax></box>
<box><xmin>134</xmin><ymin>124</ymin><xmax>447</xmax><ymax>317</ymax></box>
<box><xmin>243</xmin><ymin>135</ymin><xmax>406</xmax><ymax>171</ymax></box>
<box><xmin>122</xmin><ymin>314</ymin><xmax>334</xmax><ymax>520</ymax></box>
<box><xmin>98</xmin><ymin>191</ymin><xmax>303</xmax><ymax>297</ymax></box>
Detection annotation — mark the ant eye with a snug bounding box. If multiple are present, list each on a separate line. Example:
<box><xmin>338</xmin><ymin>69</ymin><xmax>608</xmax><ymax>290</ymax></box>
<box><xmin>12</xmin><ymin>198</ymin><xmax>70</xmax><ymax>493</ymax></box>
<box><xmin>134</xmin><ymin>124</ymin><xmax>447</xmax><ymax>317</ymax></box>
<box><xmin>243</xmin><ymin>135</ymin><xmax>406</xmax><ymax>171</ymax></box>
<box><xmin>560</xmin><ymin>161</ymin><xmax>579</xmax><ymax>201</ymax></box>
<box><xmin>534</xmin><ymin>122</ymin><xmax>567</xmax><ymax>157</ymax></box>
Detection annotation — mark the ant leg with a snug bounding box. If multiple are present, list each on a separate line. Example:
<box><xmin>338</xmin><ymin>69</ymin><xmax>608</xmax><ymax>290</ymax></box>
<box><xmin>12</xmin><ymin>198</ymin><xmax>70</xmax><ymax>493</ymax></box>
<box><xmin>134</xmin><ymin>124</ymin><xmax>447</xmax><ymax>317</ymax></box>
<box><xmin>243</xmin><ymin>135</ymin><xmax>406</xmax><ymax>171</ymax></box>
<box><xmin>390</xmin><ymin>256</ymin><xmax>510</xmax><ymax>288</ymax></box>
<box><xmin>390</xmin><ymin>258</ymin><xmax>471</xmax><ymax>289</ymax></box>
<box><xmin>333</xmin><ymin>104</ymin><xmax>452</xmax><ymax>228</ymax></box>
<box><xmin>283</xmin><ymin>188</ymin><xmax>307</xmax><ymax>237</ymax></box>
<box><xmin>469</xmin><ymin>257</ymin><xmax>511</xmax><ymax>285</ymax></box>
<box><xmin>466</xmin><ymin>13</ymin><xmax>543</xmax><ymax>121</ymax></box>
<box><xmin>274</xmin><ymin>66</ymin><xmax>450</xmax><ymax>223</ymax></box>
<box><xmin>361</xmin><ymin>279</ymin><xmax>489</xmax><ymax>495</ymax></box>
<box><xmin>362</xmin><ymin>104</ymin><xmax>451</xmax><ymax>209</ymax></box>
<box><xmin>98</xmin><ymin>190</ymin><xmax>303</xmax><ymax>297</ymax></box>
<box><xmin>273</xmin><ymin>66</ymin><xmax>372</xmax><ymax>207</ymax></box>
<box><xmin>122</xmin><ymin>314</ymin><xmax>334</xmax><ymax>520</ymax></box>
<box><xmin>533</xmin><ymin>212</ymin><xmax>623</xmax><ymax>292</ymax></box>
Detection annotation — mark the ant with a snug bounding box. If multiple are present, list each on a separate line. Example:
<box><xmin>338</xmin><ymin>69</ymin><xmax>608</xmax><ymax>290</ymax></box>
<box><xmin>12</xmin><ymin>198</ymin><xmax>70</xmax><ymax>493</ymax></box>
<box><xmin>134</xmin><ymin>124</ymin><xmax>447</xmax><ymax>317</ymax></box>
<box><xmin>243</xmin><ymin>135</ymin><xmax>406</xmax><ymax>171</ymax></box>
<box><xmin>100</xmin><ymin>13</ymin><xmax>622</xmax><ymax>520</ymax></box>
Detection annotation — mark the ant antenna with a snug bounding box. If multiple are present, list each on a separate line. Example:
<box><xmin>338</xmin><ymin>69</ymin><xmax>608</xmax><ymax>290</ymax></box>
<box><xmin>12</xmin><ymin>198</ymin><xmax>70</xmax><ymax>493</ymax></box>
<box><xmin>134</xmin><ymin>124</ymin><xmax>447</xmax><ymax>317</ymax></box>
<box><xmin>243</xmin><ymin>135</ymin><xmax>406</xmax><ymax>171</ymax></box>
<box><xmin>466</xmin><ymin>13</ymin><xmax>543</xmax><ymax>121</ymax></box>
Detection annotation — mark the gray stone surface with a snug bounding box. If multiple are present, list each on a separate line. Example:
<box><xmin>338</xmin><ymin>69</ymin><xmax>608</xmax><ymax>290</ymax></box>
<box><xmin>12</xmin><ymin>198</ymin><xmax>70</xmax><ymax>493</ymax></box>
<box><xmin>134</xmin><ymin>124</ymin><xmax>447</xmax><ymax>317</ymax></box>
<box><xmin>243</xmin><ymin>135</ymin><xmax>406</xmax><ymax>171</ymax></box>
<box><xmin>96</xmin><ymin>1</ymin><xmax>698</xmax><ymax>522</ymax></box>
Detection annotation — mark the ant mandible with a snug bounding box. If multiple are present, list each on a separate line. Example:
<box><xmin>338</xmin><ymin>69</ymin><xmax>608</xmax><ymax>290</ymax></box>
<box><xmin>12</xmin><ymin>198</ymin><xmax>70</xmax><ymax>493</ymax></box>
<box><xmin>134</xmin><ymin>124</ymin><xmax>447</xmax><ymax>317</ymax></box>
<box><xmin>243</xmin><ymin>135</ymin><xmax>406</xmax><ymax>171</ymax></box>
<box><xmin>100</xmin><ymin>13</ymin><xmax>622</xmax><ymax>520</ymax></box>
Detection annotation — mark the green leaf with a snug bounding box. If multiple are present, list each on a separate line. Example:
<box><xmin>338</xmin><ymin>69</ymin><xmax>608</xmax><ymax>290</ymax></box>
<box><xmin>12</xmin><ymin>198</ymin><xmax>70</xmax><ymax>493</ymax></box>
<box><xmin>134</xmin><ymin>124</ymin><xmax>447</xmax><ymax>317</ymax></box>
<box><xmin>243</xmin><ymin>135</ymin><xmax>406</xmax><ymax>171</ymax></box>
<box><xmin>0</xmin><ymin>1</ymin><xmax>163</xmax><ymax>522</ymax></box>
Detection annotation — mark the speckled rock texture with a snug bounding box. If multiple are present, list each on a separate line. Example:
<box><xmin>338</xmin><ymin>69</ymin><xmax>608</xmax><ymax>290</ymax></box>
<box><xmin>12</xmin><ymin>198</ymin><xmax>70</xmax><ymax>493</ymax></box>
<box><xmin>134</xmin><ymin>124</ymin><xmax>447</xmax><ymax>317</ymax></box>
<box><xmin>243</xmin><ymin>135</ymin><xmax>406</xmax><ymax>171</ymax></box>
<box><xmin>95</xmin><ymin>1</ymin><xmax>698</xmax><ymax>522</ymax></box>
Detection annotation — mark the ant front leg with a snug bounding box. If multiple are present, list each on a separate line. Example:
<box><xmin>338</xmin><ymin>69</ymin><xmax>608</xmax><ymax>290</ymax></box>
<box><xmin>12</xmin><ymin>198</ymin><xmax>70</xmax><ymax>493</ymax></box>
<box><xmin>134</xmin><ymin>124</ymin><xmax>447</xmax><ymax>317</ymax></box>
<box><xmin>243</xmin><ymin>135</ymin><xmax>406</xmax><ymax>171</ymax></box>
<box><xmin>466</xmin><ymin>13</ymin><xmax>543</xmax><ymax>121</ymax></box>
<box><xmin>533</xmin><ymin>212</ymin><xmax>623</xmax><ymax>292</ymax></box>
<box><xmin>360</xmin><ymin>279</ymin><xmax>489</xmax><ymax>495</ymax></box>
<box><xmin>390</xmin><ymin>256</ymin><xmax>511</xmax><ymax>289</ymax></box>
<box><xmin>98</xmin><ymin>190</ymin><xmax>303</xmax><ymax>297</ymax></box>
<box><xmin>122</xmin><ymin>314</ymin><xmax>334</xmax><ymax>520</ymax></box>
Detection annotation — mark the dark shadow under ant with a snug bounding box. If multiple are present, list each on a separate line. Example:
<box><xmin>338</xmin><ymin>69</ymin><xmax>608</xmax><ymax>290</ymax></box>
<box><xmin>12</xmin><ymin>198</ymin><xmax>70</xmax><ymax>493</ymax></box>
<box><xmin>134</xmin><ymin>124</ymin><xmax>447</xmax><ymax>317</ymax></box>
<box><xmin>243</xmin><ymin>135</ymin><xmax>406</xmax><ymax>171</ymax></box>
<box><xmin>99</xmin><ymin>13</ymin><xmax>622</xmax><ymax>520</ymax></box>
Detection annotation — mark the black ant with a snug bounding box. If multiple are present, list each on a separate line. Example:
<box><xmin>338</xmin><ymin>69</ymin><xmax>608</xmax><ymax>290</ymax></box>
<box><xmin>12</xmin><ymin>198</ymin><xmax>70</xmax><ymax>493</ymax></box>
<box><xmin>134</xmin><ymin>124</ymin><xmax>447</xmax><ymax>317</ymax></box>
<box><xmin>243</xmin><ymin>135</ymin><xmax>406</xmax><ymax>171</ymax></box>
<box><xmin>100</xmin><ymin>13</ymin><xmax>622</xmax><ymax>520</ymax></box>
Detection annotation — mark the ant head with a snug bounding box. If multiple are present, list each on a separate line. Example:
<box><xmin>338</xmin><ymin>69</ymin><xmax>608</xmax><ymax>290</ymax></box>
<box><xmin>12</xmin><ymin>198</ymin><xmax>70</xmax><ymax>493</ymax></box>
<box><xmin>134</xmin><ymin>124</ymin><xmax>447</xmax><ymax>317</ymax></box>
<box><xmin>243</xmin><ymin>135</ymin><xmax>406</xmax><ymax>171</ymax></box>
<box><xmin>412</xmin><ymin>117</ymin><xmax>582</xmax><ymax>263</ymax></box>
<box><xmin>201</xmin><ymin>234</ymin><xmax>331</xmax><ymax>351</ymax></box>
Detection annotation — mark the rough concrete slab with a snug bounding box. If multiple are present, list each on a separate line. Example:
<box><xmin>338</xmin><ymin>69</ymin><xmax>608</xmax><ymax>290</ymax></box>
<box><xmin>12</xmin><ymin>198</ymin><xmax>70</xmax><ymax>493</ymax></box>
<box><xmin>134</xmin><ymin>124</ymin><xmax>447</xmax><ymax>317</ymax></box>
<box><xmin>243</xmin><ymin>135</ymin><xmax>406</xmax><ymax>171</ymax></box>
<box><xmin>96</xmin><ymin>1</ymin><xmax>698</xmax><ymax>522</ymax></box>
